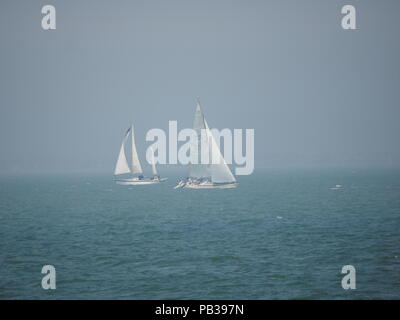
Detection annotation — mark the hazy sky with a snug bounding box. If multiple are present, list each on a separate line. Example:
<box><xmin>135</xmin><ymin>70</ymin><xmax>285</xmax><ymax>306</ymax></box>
<box><xmin>1</xmin><ymin>0</ymin><xmax>399</xmax><ymax>174</ymax></box>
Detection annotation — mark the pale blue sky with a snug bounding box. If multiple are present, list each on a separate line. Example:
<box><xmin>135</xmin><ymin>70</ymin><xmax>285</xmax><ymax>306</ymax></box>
<box><xmin>0</xmin><ymin>0</ymin><xmax>399</xmax><ymax>173</ymax></box>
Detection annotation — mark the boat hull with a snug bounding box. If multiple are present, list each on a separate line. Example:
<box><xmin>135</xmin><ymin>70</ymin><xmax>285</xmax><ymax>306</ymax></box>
<box><xmin>115</xmin><ymin>178</ymin><xmax>167</xmax><ymax>185</ymax></box>
<box><xmin>181</xmin><ymin>182</ymin><xmax>237</xmax><ymax>189</ymax></box>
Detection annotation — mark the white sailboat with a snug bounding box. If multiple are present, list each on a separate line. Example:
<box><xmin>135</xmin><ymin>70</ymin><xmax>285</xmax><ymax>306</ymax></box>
<box><xmin>175</xmin><ymin>102</ymin><xmax>237</xmax><ymax>189</ymax></box>
<box><xmin>114</xmin><ymin>125</ymin><xmax>167</xmax><ymax>185</ymax></box>
<box><xmin>149</xmin><ymin>146</ymin><xmax>168</xmax><ymax>183</ymax></box>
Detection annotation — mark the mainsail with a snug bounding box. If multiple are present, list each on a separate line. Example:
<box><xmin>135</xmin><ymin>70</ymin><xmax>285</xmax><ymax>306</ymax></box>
<box><xmin>188</xmin><ymin>102</ymin><xmax>236</xmax><ymax>184</ymax></box>
<box><xmin>130</xmin><ymin>125</ymin><xmax>143</xmax><ymax>175</ymax></box>
<box><xmin>189</xmin><ymin>103</ymin><xmax>210</xmax><ymax>179</ymax></box>
<box><xmin>114</xmin><ymin>125</ymin><xmax>143</xmax><ymax>176</ymax></box>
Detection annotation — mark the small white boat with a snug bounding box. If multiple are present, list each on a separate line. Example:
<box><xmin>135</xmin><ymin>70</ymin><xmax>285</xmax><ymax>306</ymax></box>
<box><xmin>175</xmin><ymin>101</ymin><xmax>237</xmax><ymax>189</ymax></box>
<box><xmin>114</xmin><ymin>125</ymin><xmax>167</xmax><ymax>185</ymax></box>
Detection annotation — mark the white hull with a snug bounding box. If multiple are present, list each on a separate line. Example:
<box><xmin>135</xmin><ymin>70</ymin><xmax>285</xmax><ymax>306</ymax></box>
<box><xmin>184</xmin><ymin>184</ymin><xmax>237</xmax><ymax>189</ymax></box>
<box><xmin>177</xmin><ymin>182</ymin><xmax>237</xmax><ymax>189</ymax></box>
<box><xmin>115</xmin><ymin>178</ymin><xmax>167</xmax><ymax>186</ymax></box>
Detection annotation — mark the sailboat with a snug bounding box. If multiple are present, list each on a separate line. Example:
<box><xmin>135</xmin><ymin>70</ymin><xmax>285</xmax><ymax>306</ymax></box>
<box><xmin>114</xmin><ymin>125</ymin><xmax>167</xmax><ymax>185</ymax></box>
<box><xmin>149</xmin><ymin>146</ymin><xmax>167</xmax><ymax>182</ymax></box>
<box><xmin>175</xmin><ymin>102</ymin><xmax>237</xmax><ymax>189</ymax></box>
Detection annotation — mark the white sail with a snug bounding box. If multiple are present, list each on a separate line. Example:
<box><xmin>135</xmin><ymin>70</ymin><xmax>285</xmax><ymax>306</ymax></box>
<box><xmin>114</xmin><ymin>133</ymin><xmax>131</xmax><ymax>175</ymax></box>
<box><xmin>130</xmin><ymin>125</ymin><xmax>143</xmax><ymax>175</ymax></box>
<box><xmin>205</xmin><ymin>120</ymin><xmax>236</xmax><ymax>183</ymax></box>
<box><xmin>150</xmin><ymin>147</ymin><xmax>158</xmax><ymax>176</ymax></box>
<box><xmin>189</xmin><ymin>102</ymin><xmax>210</xmax><ymax>179</ymax></box>
<box><xmin>188</xmin><ymin>102</ymin><xmax>236</xmax><ymax>184</ymax></box>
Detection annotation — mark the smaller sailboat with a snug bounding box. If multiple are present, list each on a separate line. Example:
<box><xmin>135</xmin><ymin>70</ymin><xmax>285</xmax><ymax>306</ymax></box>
<box><xmin>149</xmin><ymin>146</ymin><xmax>168</xmax><ymax>183</ymax></box>
<box><xmin>114</xmin><ymin>125</ymin><xmax>167</xmax><ymax>185</ymax></box>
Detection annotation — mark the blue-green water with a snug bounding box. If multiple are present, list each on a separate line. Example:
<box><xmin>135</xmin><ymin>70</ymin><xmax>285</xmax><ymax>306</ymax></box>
<box><xmin>0</xmin><ymin>170</ymin><xmax>399</xmax><ymax>299</ymax></box>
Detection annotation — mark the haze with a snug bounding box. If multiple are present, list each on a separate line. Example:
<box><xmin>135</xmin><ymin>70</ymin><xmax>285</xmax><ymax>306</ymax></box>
<box><xmin>1</xmin><ymin>0</ymin><xmax>399</xmax><ymax>174</ymax></box>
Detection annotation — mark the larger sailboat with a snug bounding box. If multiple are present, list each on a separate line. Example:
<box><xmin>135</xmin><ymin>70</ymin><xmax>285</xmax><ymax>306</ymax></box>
<box><xmin>175</xmin><ymin>102</ymin><xmax>237</xmax><ymax>189</ymax></box>
<box><xmin>114</xmin><ymin>125</ymin><xmax>167</xmax><ymax>185</ymax></box>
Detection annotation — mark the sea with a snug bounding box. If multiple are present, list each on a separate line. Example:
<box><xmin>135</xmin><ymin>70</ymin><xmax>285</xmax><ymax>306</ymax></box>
<box><xmin>0</xmin><ymin>169</ymin><xmax>399</xmax><ymax>299</ymax></box>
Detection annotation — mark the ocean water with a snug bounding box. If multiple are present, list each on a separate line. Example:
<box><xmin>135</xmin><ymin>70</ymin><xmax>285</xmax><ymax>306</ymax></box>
<box><xmin>0</xmin><ymin>169</ymin><xmax>399</xmax><ymax>300</ymax></box>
